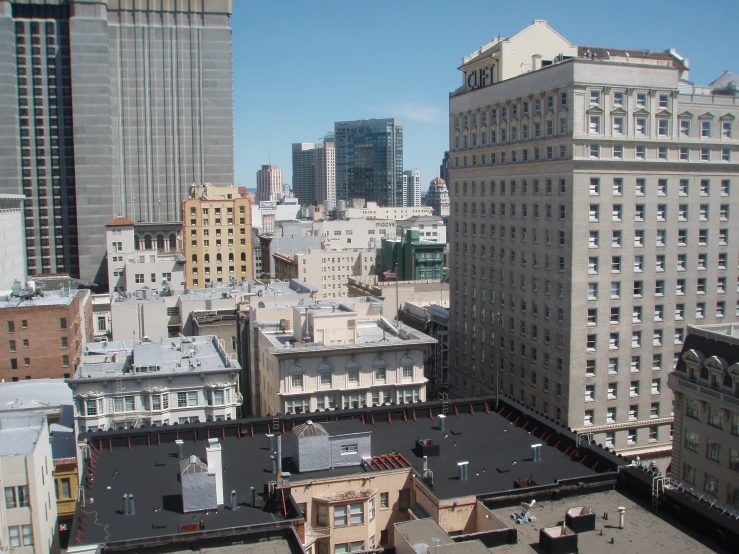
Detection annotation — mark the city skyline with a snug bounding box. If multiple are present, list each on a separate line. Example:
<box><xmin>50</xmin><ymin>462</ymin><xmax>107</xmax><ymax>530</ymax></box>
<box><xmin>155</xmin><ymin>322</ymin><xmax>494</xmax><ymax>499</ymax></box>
<box><xmin>232</xmin><ymin>0</ymin><xmax>738</xmax><ymax>192</ymax></box>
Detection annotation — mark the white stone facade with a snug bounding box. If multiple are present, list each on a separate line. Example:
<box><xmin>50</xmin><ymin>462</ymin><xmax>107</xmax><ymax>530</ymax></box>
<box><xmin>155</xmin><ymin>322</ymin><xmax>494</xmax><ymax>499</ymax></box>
<box><xmin>253</xmin><ymin>301</ymin><xmax>435</xmax><ymax>416</ymax></box>
<box><xmin>67</xmin><ymin>336</ymin><xmax>240</xmax><ymax>431</ymax></box>
<box><xmin>448</xmin><ymin>20</ymin><xmax>738</xmax><ymax>454</ymax></box>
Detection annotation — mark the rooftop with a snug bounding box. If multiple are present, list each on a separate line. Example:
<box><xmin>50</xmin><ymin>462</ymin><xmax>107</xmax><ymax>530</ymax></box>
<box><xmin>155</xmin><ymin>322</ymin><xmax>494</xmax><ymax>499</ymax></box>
<box><xmin>105</xmin><ymin>217</ymin><xmax>136</xmax><ymax>227</ymax></box>
<box><xmin>71</xmin><ymin>335</ymin><xmax>239</xmax><ymax>381</ymax></box>
<box><xmin>487</xmin><ymin>488</ymin><xmax>731</xmax><ymax>554</ymax></box>
<box><xmin>0</xmin><ymin>287</ymin><xmax>79</xmax><ymax>309</ymax></box>
<box><xmin>0</xmin><ymin>414</ymin><xmax>45</xmax><ymax>456</ymax></box>
<box><xmin>0</xmin><ymin>378</ymin><xmax>73</xmax><ymax>411</ymax></box>
<box><xmin>687</xmin><ymin>323</ymin><xmax>739</xmax><ymax>343</ymax></box>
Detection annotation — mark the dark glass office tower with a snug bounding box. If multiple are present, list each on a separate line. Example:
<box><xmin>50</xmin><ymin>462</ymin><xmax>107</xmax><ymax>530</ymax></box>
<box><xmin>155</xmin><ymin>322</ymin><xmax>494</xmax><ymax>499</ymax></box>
<box><xmin>0</xmin><ymin>0</ymin><xmax>234</xmax><ymax>288</ymax></box>
<box><xmin>334</xmin><ymin>118</ymin><xmax>403</xmax><ymax>206</ymax></box>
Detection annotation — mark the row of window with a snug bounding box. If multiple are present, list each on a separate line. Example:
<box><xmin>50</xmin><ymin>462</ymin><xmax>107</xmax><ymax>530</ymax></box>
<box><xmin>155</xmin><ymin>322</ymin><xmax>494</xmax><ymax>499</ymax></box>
<box><xmin>7</xmin><ymin>317</ymin><xmax>66</xmax><ymax>332</ymax></box>
<box><xmin>682</xmin><ymin>463</ymin><xmax>739</xmax><ymax>508</ymax></box>
<box><xmin>587</xmin><ymin>115</ymin><xmax>732</xmax><ymax>139</ymax></box>
<box><xmin>684</xmin><ymin>430</ymin><xmax>739</xmax><ymax>470</ymax></box>
<box><xmin>285</xmin><ymin>388</ymin><xmax>422</xmax><ymax>414</ymax></box>
<box><xmin>454</xmin><ymin>176</ymin><xmax>731</xmax><ymax>198</ymax></box>
<box><xmin>456</xmin><ymin>93</ymin><xmax>569</xmax><ymax>131</ymax></box>
<box><xmin>82</xmin><ymin>389</ymin><xmax>233</xmax><ymax>416</ymax></box>
<box><xmin>9</xmin><ymin>336</ymin><xmax>68</xmax><ymax>351</ymax></box>
<box><xmin>586</xmin><ymin>355</ymin><xmax>669</xmax><ymax>376</ymax></box>
<box><xmin>583</xmin><ymin>380</ymin><xmax>661</xmax><ymax>401</ymax></box>
<box><xmin>289</xmin><ymin>367</ymin><xmax>415</xmax><ymax>391</ymax></box>
<box><xmin>10</xmin><ymin>355</ymin><xmax>70</xmax><ymax>370</ymax></box>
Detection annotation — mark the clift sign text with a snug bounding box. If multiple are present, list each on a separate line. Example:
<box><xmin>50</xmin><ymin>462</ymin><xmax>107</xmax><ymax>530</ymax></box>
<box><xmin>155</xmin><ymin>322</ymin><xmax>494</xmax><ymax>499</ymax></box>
<box><xmin>466</xmin><ymin>64</ymin><xmax>495</xmax><ymax>91</ymax></box>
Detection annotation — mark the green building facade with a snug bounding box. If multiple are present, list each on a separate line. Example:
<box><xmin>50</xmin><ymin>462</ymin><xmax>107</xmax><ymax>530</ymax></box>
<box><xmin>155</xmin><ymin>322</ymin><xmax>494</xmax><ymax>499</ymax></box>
<box><xmin>381</xmin><ymin>230</ymin><xmax>445</xmax><ymax>281</ymax></box>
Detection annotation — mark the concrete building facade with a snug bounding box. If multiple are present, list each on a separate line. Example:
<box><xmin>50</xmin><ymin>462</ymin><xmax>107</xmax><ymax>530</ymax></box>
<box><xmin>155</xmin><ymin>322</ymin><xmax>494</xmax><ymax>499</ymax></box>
<box><xmin>273</xmin><ymin>247</ymin><xmax>378</xmax><ymax>299</ymax></box>
<box><xmin>184</xmin><ymin>184</ymin><xmax>254</xmax><ymax>288</ymax></box>
<box><xmin>292</xmin><ymin>138</ymin><xmax>336</xmax><ymax>206</ymax></box>
<box><xmin>668</xmin><ymin>324</ymin><xmax>739</xmax><ymax>510</ymax></box>
<box><xmin>256</xmin><ymin>164</ymin><xmax>284</xmax><ymax>203</ymax></box>
<box><xmin>425</xmin><ymin>177</ymin><xmax>451</xmax><ymax>219</ymax></box>
<box><xmin>402</xmin><ymin>169</ymin><xmax>421</xmax><ymax>207</ymax></box>
<box><xmin>253</xmin><ymin>301</ymin><xmax>434</xmax><ymax>416</ymax></box>
<box><xmin>67</xmin><ymin>335</ymin><xmax>241</xmax><ymax>431</ymax></box>
<box><xmin>448</xmin><ymin>20</ymin><xmax>738</xmax><ymax>454</ymax></box>
<box><xmin>0</xmin><ymin>288</ymin><xmax>92</xmax><ymax>382</ymax></box>
<box><xmin>105</xmin><ymin>217</ymin><xmax>184</xmax><ymax>293</ymax></box>
<box><xmin>335</xmin><ymin>119</ymin><xmax>404</xmax><ymax>205</ymax></box>
<box><xmin>0</xmin><ymin>0</ymin><xmax>234</xmax><ymax>287</ymax></box>
<box><xmin>0</xmin><ymin>194</ymin><xmax>26</xmax><ymax>291</ymax></box>
<box><xmin>0</xmin><ymin>414</ymin><xmax>58</xmax><ymax>554</ymax></box>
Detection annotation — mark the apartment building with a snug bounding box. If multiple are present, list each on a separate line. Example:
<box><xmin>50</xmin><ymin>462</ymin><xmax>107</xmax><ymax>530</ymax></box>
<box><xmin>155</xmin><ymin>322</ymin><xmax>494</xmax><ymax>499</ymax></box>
<box><xmin>184</xmin><ymin>184</ymin><xmax>254</xmax><ymax>288</ymax></box>
<box><xmin>274</xmin><ymin>247</ymin><xmax>378</xmax><ymax>299</ymax></box>
<box><xmin>0</xmin><ymin>414</ymin><xmax>58</xmax><ymax>554</ymax></box>
<box><xmin>395</xmin><ymin>215</ymin><xmax>447</xmax><ymax>244</ymax></box>
<box><xmin>66</xmin><ymin>335</ymin><xmax>241</xmax><ymax>432</ymax></box>
<box><xmin>252</xmin><ymin>300</ymin><xmax>433</xmax><ymax>416</ymax></box>
<box><xmin>448</xmin><ymin>20</ymin><xmax>738</xmax><ymax>454</ymax></box>
<box><xmin>0</xmin><ymin>287</ymin><xmax>92</xmax><ymax>381</ymax></box>
<box><xmin>402</xmin><ymin>169</ymin><xmax>421</xmax><ymax>207</ymax></box>
<box><xmin>342</xmin><ymin>201</ymin><xmax>433</xmax><ymax>221</ymax></box>
<box><xmin>105</xmin><ymin>217</ymin><xmax>184</xmax><ymax>293</ymax></box>
<box><xmin>668</xmin><ymin>324</ymin><xmax>739</xmax><ymax>510</ymax></box>
<box><xmin>311</xmin><ymin>217</ymin><xmax>396</xmax><ymax>250</ymax></box>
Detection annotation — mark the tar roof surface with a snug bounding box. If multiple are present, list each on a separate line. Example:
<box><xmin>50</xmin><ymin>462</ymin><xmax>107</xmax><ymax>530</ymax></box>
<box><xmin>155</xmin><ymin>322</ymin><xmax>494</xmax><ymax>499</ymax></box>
<box><xmin>81</xmin><ymin>410</ymin><xmax>606</xmax><ymax>545</ymax></box>
<box><xmin>488</xmin><ymin>489</ymin><xmax>731</xmax><ymax>554</ymax></box>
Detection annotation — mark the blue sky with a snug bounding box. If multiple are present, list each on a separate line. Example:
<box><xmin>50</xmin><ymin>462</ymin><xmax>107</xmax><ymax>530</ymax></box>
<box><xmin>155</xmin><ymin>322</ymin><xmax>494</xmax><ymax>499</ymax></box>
<box><xmin>232</xmin><ymin>0</ymin><xmax>737</xmax><ymax>192</ymax></box>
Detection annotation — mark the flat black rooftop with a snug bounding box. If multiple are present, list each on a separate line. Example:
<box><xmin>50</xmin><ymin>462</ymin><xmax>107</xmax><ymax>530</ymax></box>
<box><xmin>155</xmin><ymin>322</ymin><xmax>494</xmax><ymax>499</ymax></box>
<box><xmin>73</xmin><ymin>399</ymin><xmax>623</xmax><ymax>547</ymax></box>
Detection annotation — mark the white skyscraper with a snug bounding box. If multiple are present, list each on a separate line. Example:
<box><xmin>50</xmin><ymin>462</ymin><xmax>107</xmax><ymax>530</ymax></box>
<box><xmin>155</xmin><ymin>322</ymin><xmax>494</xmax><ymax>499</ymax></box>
<box><xmin>256</xmin><ymin>164</ymin><xmax>284</xmax><ymax>203</ymax></box>
<box><xmin>403</xmin><ymin>169</ymin><xmax>421</xmax><ymax>207</ymax></box>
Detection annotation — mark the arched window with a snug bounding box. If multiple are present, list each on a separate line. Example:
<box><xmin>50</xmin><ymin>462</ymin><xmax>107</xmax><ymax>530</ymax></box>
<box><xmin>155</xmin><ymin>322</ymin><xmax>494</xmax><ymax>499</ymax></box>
<box><xmin>289</xmin><ymin>364</ymin><xmax>304</xmax><ymax>391</ymax></box>
<box><xmin>144</xmin><ymin>235</ymin><xmax>153</xmax><ymax>250</ymax></box>
<box><xmin>191</xmin><ymin>254</ymin><xmax>197</xmax><ymax>264</ymax></box>
<box><xmin>372</xmin><ymin>357</ymin><xmax>386</xmax><ymax>382</ymax></box>
<box><xmin>317</xmin><ymin>361</ymin><xmax>333</xmax><ymax>389</ymax></box>
<box><xmin>169</xmin><ymin>234</ymin><xmax>177</xmax><ymax>249</ymax></box>
<box><xmin>241</xmin><ymin>252</ymin><xmax>246</xmax><ymax>261</ymax></box>
<box><xmin>400</xmin><ymin>356</ymin><xmax>415</xmax><ymax>379</ymax></box>
<box><xmin>228</xmin><ymin>253</ymin><xmax>234</xmax><ymax>262</ymax></box>
<box><xmin>156</xmin><ymin>234</ymin><xmax>165</xmax><ymax>250</ymax></box>
<box><xmin>204</xmin><ymin>254</ymin><xmax>210</xmax><ymax>263</ymax></box>
<box><xmin>216</xmin><ymin>253</ymin><xmax>222</xmax><ymax>262</ymax></box>
<box><xmin>134</xmin><ymin>235</ymin><xmax>141</xmax><ymax>250</ymax></box>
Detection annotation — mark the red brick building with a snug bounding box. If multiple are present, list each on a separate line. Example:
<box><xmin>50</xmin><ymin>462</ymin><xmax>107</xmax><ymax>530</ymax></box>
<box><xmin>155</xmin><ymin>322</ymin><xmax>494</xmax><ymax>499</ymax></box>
<box><xmin>0</xmin><ymin>289</ymin><xmax>93</xmax><ymax>381</ymax></box>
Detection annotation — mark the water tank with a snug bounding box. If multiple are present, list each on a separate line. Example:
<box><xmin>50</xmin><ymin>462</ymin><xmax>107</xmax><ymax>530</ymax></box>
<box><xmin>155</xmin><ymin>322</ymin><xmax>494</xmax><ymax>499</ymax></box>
<box><xmin>337</xmin><ymin>200</ymin><xmax>346</xmax><ymax>212</ymax></box>
<box><xmin>25</xmin><ymin>280</ymin><xmax>36</xmax><ymax>293</ymax></box>
<box><xmin>323</xmin><ymin>200</ymin><xmax>334</xmax><ymax>213</ymax></box>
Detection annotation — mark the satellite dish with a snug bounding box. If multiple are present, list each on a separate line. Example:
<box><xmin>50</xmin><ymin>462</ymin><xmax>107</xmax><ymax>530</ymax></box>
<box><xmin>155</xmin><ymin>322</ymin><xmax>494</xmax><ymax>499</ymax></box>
<box><xmin>258</xmin><ymin>301</ymin><xmax>266</xmax><ymax>308</ymax></box>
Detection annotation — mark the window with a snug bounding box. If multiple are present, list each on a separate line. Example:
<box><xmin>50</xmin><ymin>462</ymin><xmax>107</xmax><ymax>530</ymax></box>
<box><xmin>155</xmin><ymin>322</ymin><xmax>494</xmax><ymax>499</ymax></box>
<box><xmin>658</xmin><ymin>119</ymin><xmax>669</xmax><ymax>136</ymax></box>
<box><xmin>584</xmin><ymin>409</ymin><xmax>594</xmax><ymax>426</ymax></box>
<box><xmin>701</xmin><ymin>120</ymin><xmax>712</xmax><ymax>137</ymax></box>
<box><xmin>340</xmin><ymin>444</ymin><xmax>358</xmax><ymax>455</ymax></box>
<box><xmin>589</xmin><ymin>115</ymin><xmax>601</xmax><ymax>134</ymax></box>
<box><xmin>707</xmin><ymin>441</ymin><xmax>721</xmax><ymax>462</ymax></box>
<box><xmin>334</xmin><ymin>505</ymin><xmax>347</xmax><ymax>527</ymax></box>
<box><xmin>636</xmin><ymin>145</ymin><xmax>645</xmax><ymax>160</ymax></box>
<box><xmin>683</xmin><ymin>463</ymin><xmax>697</xmax><ymax>485</ymax></box>
<box><xmin>609</xmin><ymin>333</ymin><xmax>619</xmax><ymax>349</ymax></box>
<box><xmin>350</xmin><ymin>502</ymin><xmax>363</xmax><ymax>524</ymax></box>
<box><xmin>613</xmin><ymin>117</ymin><xmax>624</xmax><ymax>135</ymax></box>
<box><xmin>630</xmin><ymin>381</ymin><xmax>639</xmax><ymax>397</ymax></box>
<box><xmin>589</xmin><ymin>144</ymin><xmax>600</xmax><ymax>158</ymax></box>
<box><xmin>709</xmin><ymin>407</ymin><xmax>723</xmax><ymax>429</ymax></box>
<box><xmin>380</xmin><ymin>492</ymin><xmax>389</xmax><ymax>508</ymax></box>
<box><xmin>589</xmin><ymin>90</ymin><xmax>601</xmax><ymax>105</ymax></box>
<box><xmin>680</xmin><ymin>119</ymin><xmax>690</xmax><ymax>137</ymax></box>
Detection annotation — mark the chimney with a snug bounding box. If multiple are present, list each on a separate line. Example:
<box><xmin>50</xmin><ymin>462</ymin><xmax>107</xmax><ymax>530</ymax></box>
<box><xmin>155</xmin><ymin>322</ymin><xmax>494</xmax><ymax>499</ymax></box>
<box><xmin>122</xmin><ymin>494</ymin><xmax>129</xmax><ymax>516</ymax></box>
<box><xmin>206</xmin><ymin>438</ymin><xmax>224</xmax><ymax>505</ymax></box>
<box><xmin>128</xmin><ymin>493</ymin><xmax>136</xmax><ymax>515</ymax></box>
<box><xmin>532</xmin><ymin>54</ymin><xmax>542</xmax><ymax>71</ymax></box>
<box><xmin>531</xmin><ymin>443</ymin><xmax>542</xmax><ymax>462</ymax></box>
<box><xmin>250</xmin><ymin>486</ymin><xmax>257</xmax><ymax>507</ymax></box>
<box><xmin>618</xmin><ymin>506</ymin><xmax>626</xmax><ymax>529</ymax></box>
<box><xmin>438</xmin><ymin>414</ymin><xmax>446</xmax><ymax>431</ymax></box>
<box><xmin>175</xmin><ymin>439</ymin><xmax>184</xmax><ymax>459</ymax></box>
<box><xmin>231</xmin><ymin>490</ymin><xmax>238</xmax><ymax>511</ymax></box>
<box><xmin>457</xmin><ymin>461</ymin><xmax>469</xmax><ymax>480</ymax></box>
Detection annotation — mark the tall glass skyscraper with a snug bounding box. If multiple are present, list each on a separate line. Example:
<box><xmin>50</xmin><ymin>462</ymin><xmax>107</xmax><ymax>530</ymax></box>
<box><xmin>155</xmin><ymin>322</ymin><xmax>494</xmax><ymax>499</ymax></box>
<box><xmin>334</xmin><ymin>118</ymin><xmax>403</xmax><ymax>206</ymax></box>
<box><xmin>0</xmin><ymin>0</ymin><xmax>234</xmax><ymax>288</ymax></box>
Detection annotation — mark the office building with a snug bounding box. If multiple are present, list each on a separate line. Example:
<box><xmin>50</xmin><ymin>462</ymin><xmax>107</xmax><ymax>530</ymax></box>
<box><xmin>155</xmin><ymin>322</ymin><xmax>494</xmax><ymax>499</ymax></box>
<box><xmin>256</xmin><ymin>164</ymin><xmax>283</xmax><ymax>203</ymax></box>
<box><xmin>668</xmin><ymin>324</ymin><xmax>739</xmax><ymax>509</ymax></box>
<box><xmin>0</xmin><ymin>0</ymin><xmax>234</xmax><ymax>287</ymax></box>
<box><xmin>105</xmin><ymin>217</ymin><xmax>184</xmax><ymax>293</ymax></box>
<box><xmin>448</xmin><ymin>20</ymin><xmax>738</xmax><ymax>454</ymax></box>
<box><xmin>425</xmin><ymin>177</ymin><xmax>451</xmax><ymax>219</ymax></box>
<box><xmin>184</xmin><ymin>184</ymin><xmax>254</xmax><ymax>288</ymax></box>
<box><xmin>395</xmin><ymin>215</ymin><xmax>447</xmax><ymax>244</ymax></box>
<box><xmin>403</xmin><ymin>169</ymin><xmax>421</xmax><ymax>207</ymax></box>
<box><xmin>335</xmin><ymin>118</ymin><xmax>404</xmax><ymax>205</ymax></box>
<box><xmin>342</xmin><ymin>200</ymin><xmax>432</xmax><ymax>220</ymax></box>
<box><xmin>253</xmin><ymin>301</ymin><xmax>433</xmax><ymax>416</ymax></box>
<box><xmin>292</xmin><ymin>137</ymin><xmax>336</xmax><ymax>206</ymax></box>
<box><xmin>0</xmin><ymin>413</ymin><xmax>58</xmax><ymax>553</ymax></box>
<box><xmin>273</xmin><ymin>247</ymin><xmax>377</xmax><ymax>299</ymax></box>
<box><xmin>0</xmin><ymin>287</ymin><xmax>92</xmax><ymax>382</ymax></box>
<box><xmin>66</xmin><ymin>335</ymin><xmax>241</xmax><ymax>431</ymax></box>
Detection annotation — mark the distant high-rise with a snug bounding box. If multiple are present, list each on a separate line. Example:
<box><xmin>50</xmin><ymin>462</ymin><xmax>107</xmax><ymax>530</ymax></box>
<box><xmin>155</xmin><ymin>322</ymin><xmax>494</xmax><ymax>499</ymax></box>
<box><xmin>403</xmin><ymin>169</ymin><xmax>421</xmax><ymax>207</ymax></box>
<box><xmin>0</xmin><ymin>0</ymin><xmax>234</xmax><ymax>288</ymax></box>
<box><xmin>292</xmin><ymin>136</ymin><xmax>335</xmax><ymax>206</ymax></box>
<box><xmin>334</xmin><ymin>118</ymin><xmax>403</xmax><ymax>206</ymax></box>
<box><xmin>425</xmin><ymin>177</ymin><xmax>450</xmax><ymax>218</ymax></box>
<box><xmin>256</xmin><ymin>164</ymin><xmax>283</xmax><ymax>203</ymax></box>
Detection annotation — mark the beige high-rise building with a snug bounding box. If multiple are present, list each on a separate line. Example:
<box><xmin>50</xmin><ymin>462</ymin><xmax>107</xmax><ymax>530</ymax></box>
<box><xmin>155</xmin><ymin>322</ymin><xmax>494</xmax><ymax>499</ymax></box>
<box><xmin>256</xmin><ymin>164</ymin><xmax>284</xmax><ymax>203</ymax></box>
<box><xmin>183</xmin><ymin>184</ymin><xmax>253</xmax><ymax>288</ymax></box>
<box><xmin>448</xmin><ymin>20</ymin><xmax>738</xmax><ymax>455</ymax></box>
<box><xmin>292</xmin><ymin>138</ymin><xmax>336</xmax><ymax>206</ymax></box>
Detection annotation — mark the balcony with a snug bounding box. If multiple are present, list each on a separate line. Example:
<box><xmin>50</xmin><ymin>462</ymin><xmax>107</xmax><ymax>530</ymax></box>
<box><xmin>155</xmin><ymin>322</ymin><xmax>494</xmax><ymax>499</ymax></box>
<box><xmin>668</xmin><ymin>373</ymin><xmax>739</xmax><ymax>410</ymax></box>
